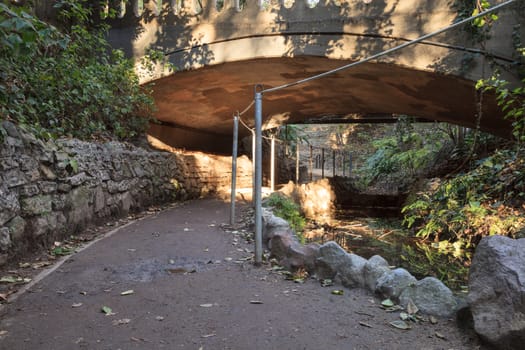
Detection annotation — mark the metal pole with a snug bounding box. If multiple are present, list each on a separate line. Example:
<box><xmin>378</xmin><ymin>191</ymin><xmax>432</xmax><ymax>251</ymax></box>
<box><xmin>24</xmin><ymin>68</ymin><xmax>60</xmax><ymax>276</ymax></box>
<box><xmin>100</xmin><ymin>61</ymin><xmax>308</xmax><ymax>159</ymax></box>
<box><xmin>230</xmin><ymin>114</ymin><xmax>239</xmax><ymax>225</ymax></box>
<box><xmin>309</xmin><ymin>145</ymin><xmax>313</xmax><ymax>182</ymax></box>
<box><xmin>295</xmin><ymin>138</ymin><xmax>300</xmax><ymax>184</ymax></box>
<box><xmin>332</xmin><ymin>150</ymin><xmax>336</xmax><ymax>178</ymax></box>
<box><xmin>251</xmin><ymin>131</ymin><xmax>255</xmax><ymax>206</ymax></box>
<box><xmin>254</xmin><ymin>90</ymin><xmax>263</xmax><ymax>265</ymax></box>
<box><xmin>348</xmin><ymin>153</ymin><xmax>353</xmax><ymax>175</ymax></box>
<box><xmin>321</xmin><ymin>148</ymin><xmax>325</xmax><ymax>179</ymax></box>
<box><xmin>270</xmin><ymin>135</ymin><xmax>275</xmax><ymax>192</ymax></box>
<box><xmin>342</xmin><ymin>153</ymin><xmax>346</xmax><ymax>177</ymax></box>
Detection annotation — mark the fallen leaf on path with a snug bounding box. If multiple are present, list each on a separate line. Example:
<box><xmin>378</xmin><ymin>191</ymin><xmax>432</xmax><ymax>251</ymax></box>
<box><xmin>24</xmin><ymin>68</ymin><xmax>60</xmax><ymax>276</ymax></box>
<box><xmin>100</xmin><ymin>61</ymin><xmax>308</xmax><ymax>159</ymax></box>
<box><xmin>72</xmin><ymin>303</ymin><xmax>83</xmax><ymax>308</ymax></box>
<box><xmin>435</xmin><ymin>331</ymin><xmax>446</xmax><ymax>339</ymax></box>
<box><xmin>101</xmin><ymin>306</ymin><xmax>115</xmax><ymax>316</ymax></box>
<box><xmin>249</xmin><ymin>300</ymin><xmax>263</xmax><ymax>304</ymax></box>
<box><xmin>224</xmin><ymin>257</ymin><xmax>233</xmax><ymax>262</ymax></box>
<box><xmin>359</xmin><ymin>321</ymin><xmax>372</xmax><ymax>328</ymax></box>
<box><xmin>0</xmin><ymin>276</ymin><xmax>20</xmax><ymax>283</ymax></box>
<box><xmin>120</xmin><ymin>290</ymin><xmax>134</xmax><ymax>296</ymax></box>
<box><xmin>381</xmin><ymin>299</ymin><xmax>394</xmax><ymax>308</ymax></box>
<box><xmin>18</xmin><ymin>262</ymin><xmax>31</xmax><ymax>268</ymax></box>
<box><xmin>320</xmin><ymin>279</ymin><xmax>333</xmax><ymax>287</ymax></box>
<box><xmin>112</xmin><ymin>318</ymin><xmax>131</xmax><ymax>326</ymax></box>
<box><xmin>200</xmin><ymin>303</ymin><xmax>214</xmax><ymax>308</ymax></box>
<box><xmin>32</xmin><ymin>261</ymin><xmax>52</xmax><ymax>269</ymax></box>
<box><xmin>429</xmin><ymin>316</ymin><xmax>438</xmax><ymax>324</ymax></box>
<box><xmin>0</xmin><ymin>330</ymin><xmax>8</xmax><ymax>337</ymax></box>
<box><xmin>208</xmin><ymin>224</ymin><xmax>216</xmax><ymax>227</ymax></box>
<box><xmin>389</xmin><ymin>320</ymin><xmax>411</xmax><ymax>330</ymax></box>
<box><xmin>203</xmin><ymin>248</ymin><xmax>209</xmax><ymax>252</ymax></box>
<box><xmin>407</xmin><ymin>299</ymin><xmax>419</xmax><ymax>315</ymax></box>
<box><xmin>155</xmin><ymin>316</ymin><xmax>164</xmax><ymax>321</ymax></box>
<box><xmin>331</xmin><ymin>290</ymin><xmax>344</xmax><ymax>295</ymax></box>
<box><xmin>80</xmin><ymin>291</ymin><xmax>87</xmax><ymax>295</ymax></box>
<box><xmin>201</xmin><ymin>333</ymin><xmax>216</xmax><ymax>338</ymax></box>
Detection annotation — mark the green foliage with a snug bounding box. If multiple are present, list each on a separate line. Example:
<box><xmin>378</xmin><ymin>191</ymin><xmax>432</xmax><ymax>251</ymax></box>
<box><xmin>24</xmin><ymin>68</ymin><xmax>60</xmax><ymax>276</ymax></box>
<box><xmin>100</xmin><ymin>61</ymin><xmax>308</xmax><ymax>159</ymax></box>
<box><xmin>402</xmin><ymin>150</ymin><xmax>525</xmax><ymax>245</ymax></box>
<box><xmin>360</xmin><ymin>119</ymin><xmax>444</xmax><ymax>187</ymax></box>
<box><xmin>0</xmin><ymin>1</ymin><xmax>155</xmax><ymax>141</ymax></box>
<box><xmin>264</xmin><ymin>193</ymin><xmax>306</xmax><ymax>240</ymax></box>
<box><xmin>478</xmin><ymin>74</ymin><xmax>525</xmax><ymax>146</ymax></box>
<box><xmin>399</xmin><ymin>241</ymin><xmax>470</xmax><ymax>290</ymax></box>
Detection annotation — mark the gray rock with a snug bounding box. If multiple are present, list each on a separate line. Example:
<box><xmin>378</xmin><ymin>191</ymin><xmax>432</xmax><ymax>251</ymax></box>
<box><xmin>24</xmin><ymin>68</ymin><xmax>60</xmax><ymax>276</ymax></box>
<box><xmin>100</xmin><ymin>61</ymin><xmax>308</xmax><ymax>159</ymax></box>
<box><xmin>399</xmin><ymin>277</ymin><xmax>458</xmax><ymax>317</ymax></box>
<box><xmin>20</xmin><ymin>184</ymin><xmax>40</xmax><ymax>197</ymax></box>
<box><xmin>376</xmin><ymin>268</ymin><xmax>417</xmax><ymax>301</ymax></box>
<box><xmin>269</xmin><ymin>230</ymin><xmax>295</xmax><ymax>260</ymax></box>
<box><xmin>0</xmin><ymin>185</ymin><xmax>19</xmax><ymax>226</ymax></box>
<box><xmin>1</xmin><ymin>121</ymin><xmax>20</xmax><ymax>138</ymax></box>
<box><xmin>4</xmin><ymin>168</ymin><xmax>27</xmax><ymax>188</ymax></box>
<box><xmin>281</xmin><ymin>242</ymin><xmax>320</xmax><ymax>272</ymax></box>
<box><xmin>7</xmin><ymin>216</ymin><xmax>26</xmax><ymax>242</ymax></box>
<box><xmin>468</xmin><ymin>236</ymin><xmax>525</xmax><ymax>349</ymax></box>
<box><xmin>21</xmin><ymin>195</ymin><xmax>52</xmax><ymax>216</ymax></box>
<box><xmin>317</xmin><ymin>241</ymin><xmax>348</xmax><ymax>271</ymax></box>
<box><xmin>338</xmin><ymin>253</ymin><xmax>367</xmax><ymax>288</ymax></box>
<box><xmin>40</xmin><ymin>164</ymin><xmax>57</xmax><ymax>180</ymax></box>
<box><xmin>262</xmin><ymin>208</ymin><xmax>290</xmax><ymax>243</ymax></box>
<box><xmin>363</xmin><ymin>255</ymin><xmax>391</xmax><ymax>291</ymax></box>
<box><xmin>65</xmin><ymin>187</ymin><xmax>93</xmax><ymax>229</ymax></box>
<box><xmin>0</xmin><ymin>227</ymin><xmax>11</xmax><ymax>251</ymax></box>
<box><xmin>67</xmin><ymin>172</ymin><xmax>88</xmax><ymax>187</ymax></box>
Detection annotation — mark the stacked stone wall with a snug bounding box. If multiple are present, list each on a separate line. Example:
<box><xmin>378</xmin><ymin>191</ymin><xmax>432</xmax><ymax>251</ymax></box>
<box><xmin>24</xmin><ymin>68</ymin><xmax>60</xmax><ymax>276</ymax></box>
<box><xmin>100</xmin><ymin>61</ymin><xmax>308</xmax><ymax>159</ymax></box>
<box><xmin>0</xmin><ymin>122</ymin><xmax>252</xmax><ymax>265</ymax></box>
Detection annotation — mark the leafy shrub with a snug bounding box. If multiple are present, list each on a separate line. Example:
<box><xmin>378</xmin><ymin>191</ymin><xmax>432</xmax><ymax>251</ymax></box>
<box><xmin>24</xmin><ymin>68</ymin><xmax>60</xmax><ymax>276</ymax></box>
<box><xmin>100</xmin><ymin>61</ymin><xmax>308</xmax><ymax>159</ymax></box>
<box><xmin>402</xmin><ymin>150</ymin><xmax>525</xmax><ymax>246</ymax></box>
<box><xmin>264</xmin><ymin>193</ymin><xmax>306</xmax><ymax>240</ymax></box>
<box><xmin>0</xmin><ymin>1</ymin><xmax>155</xmax><ymax>141</ymax></box>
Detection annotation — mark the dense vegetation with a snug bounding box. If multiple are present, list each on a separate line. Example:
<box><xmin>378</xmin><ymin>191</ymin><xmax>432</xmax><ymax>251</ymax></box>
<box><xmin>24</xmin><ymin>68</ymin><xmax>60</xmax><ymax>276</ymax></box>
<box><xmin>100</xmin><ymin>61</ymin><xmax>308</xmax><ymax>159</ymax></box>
<box><xmin>0</xmin><ymin>0</ymin><xmax>155</xmax><ymax>141</ymax></box>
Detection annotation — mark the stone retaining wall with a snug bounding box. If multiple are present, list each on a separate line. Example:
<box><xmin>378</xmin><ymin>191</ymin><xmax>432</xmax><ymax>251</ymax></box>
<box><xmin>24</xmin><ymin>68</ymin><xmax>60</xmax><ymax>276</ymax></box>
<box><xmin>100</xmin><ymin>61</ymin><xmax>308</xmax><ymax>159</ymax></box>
<box><xmin>0</xmin><ymin>122</ymin><xmax>252</xmax><ymax>265</ymax></box>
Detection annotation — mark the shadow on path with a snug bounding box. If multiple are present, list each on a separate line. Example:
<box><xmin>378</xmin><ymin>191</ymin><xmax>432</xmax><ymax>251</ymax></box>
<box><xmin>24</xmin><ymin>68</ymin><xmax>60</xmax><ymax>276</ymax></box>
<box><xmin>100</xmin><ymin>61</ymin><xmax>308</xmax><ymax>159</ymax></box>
<box><xmin>0</xmin><ymin>199</ymin><xmax>484</xmax><ymax>349</ymax></box>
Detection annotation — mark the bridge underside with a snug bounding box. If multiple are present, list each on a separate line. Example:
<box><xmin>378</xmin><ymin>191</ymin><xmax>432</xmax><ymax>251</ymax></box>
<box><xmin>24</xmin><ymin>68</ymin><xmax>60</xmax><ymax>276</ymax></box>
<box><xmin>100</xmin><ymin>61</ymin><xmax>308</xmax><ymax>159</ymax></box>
<box><xmin>148</xmin><ymin>56</ymin><xmax>509</xmax><ymax>154</ymax></box>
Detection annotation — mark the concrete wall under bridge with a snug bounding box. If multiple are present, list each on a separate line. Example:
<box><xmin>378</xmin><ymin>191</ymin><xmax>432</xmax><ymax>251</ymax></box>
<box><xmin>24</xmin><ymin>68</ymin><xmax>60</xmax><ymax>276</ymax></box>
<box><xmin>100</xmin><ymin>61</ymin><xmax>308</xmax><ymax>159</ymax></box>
<box><xmin>102</xmin><ymin>0</ymin><xmax>524</xmax><ymax>153</ymax></box>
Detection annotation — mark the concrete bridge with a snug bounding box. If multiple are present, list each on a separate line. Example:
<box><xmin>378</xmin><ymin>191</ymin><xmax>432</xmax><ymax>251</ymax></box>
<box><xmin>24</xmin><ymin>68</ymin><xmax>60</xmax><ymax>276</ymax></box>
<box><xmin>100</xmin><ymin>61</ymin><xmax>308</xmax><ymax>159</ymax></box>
<box><xmin>106</xmin><ymin>0</ymin><xmax>524</xmax><ymax>153</ymax></box>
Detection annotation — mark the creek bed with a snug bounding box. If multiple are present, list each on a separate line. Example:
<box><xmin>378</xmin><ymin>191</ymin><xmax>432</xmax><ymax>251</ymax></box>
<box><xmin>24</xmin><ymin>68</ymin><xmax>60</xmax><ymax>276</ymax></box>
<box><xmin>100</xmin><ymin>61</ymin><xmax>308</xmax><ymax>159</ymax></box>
<box><xmin>303</xmin><ymin>205</ymin><xmax>470</xmax><ymax>291</ymax></box>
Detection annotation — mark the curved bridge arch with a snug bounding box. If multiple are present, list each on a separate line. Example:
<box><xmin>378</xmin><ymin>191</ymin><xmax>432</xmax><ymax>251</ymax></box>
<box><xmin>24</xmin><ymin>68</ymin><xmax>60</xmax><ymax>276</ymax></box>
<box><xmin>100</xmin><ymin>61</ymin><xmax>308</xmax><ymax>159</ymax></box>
<box><xmin>105</xmin><ymin>0</ymin><xmax>524</xmax><ymax>153</ymax></box>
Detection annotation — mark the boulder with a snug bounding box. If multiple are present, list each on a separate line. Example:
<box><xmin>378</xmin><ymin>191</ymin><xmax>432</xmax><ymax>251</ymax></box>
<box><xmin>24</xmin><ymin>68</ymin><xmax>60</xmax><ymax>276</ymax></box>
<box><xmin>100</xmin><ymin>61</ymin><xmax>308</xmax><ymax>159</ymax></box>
<box><xmin>468</xmin><ymin>236</ymin><xmax>525</xmax><ymax>349</ymax></box>
<box><xmin>269</xmin><ymin>230</ymin><xmax>295</xmax><ymax>260</ymax></box>
<box><xmin>262</xmin><ymin>208</ymin><xmax>290</xmax><ymax>243</ymax></box>
<box><xmin>399</xmin><ymin>277</ymin><xmax>458</xmax><ymax>317</ymax></box>
<box><xmin>376</xmin><ymin>268</ymin><xmax>417</xmax><ymax>301</ymax></box>
<box><xmin>316</xmin><ymin>241</ymin><xmax>348</xmax><ymax>276</ymax></box>
<box><xmin>281</xmin><ymin>242</ymin><xmax>320</xmax><ymax>273</ymax></box>
<box><xmin>338</xmin><ymin>253</ymin><xmax>367</xmax><ymax>288</ymax></box>
<box><xmin>363</xmin><ymin>255</ymin><xmax>391</xmax><ymax>291</ymax></box>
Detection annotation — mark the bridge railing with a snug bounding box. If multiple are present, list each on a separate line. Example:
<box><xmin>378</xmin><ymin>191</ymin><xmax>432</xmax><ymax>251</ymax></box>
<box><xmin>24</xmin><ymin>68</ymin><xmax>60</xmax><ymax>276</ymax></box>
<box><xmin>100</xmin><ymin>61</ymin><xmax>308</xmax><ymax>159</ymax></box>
<box><xmin>100</xmin><ymin>0</ymin><xmax>346</xmax><ymax>18</ymax></box>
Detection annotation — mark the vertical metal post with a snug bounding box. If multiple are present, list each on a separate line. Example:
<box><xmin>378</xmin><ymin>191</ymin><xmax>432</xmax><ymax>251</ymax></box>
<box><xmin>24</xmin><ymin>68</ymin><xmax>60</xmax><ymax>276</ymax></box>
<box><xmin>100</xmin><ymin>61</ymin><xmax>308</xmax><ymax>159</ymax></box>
<box><xmin>270</xmin><ymin>135</ymin><xmax>275</xmax><ymax>192</ymax></box>
<box><xmin>321</xmin><ymin>148</ymin><xmax>325</xmax><ymax>179</ymax></box>
<box><xmin>254</xmin><ymin>90</ymin><xmax>263</xmax><ymax>265</ymax></box>
<box><xmin>342</xmin><ymin>153</ymin><xmax>346</xmax><ymax>177</ymax></box>
<box><xmin>309</xmin><ymin>145</ymin><xmax>313</xmax><ymax>182</ymax></box>
<box><xmin>230</xmin><ymin>114</ymin><xmax>239</xmax><ymax>225</ymax></box>
<box><xmin>348</xmin><ymin>153</ymin><xmax>353</xmax><ymax>175</ymax></box>
<box><xmin>251</xmin><ymin>131</ymin><xmax>255</xmax><ymax>206</ymax></box>
<box><xmin>332</xmin><ymin>150</ymin><xmax>336</xmax><ymax>178</ymax></box>
<box><xmin>295</xmin><ymin>138</ymin><xmax>300</xmax><ymax>184</ymax></box>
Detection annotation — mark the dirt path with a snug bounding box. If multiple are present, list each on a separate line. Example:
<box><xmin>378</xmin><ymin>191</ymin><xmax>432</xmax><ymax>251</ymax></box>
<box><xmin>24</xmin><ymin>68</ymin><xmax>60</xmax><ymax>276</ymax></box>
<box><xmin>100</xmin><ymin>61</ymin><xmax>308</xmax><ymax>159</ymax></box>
<box><xmin>0</xmin><ymin>199</ymin><xmax>485</xmax><ymax>350</ymax></box>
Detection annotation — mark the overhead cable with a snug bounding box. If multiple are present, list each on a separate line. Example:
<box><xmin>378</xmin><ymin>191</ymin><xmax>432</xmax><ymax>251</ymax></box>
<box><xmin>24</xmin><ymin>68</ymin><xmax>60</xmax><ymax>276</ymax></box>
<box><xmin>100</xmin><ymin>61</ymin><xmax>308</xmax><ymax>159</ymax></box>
<box><xmin>261</xmin><ymin>0</ymin><xmax>517</xmax><ymax>94</ymax></box>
